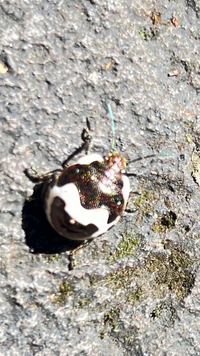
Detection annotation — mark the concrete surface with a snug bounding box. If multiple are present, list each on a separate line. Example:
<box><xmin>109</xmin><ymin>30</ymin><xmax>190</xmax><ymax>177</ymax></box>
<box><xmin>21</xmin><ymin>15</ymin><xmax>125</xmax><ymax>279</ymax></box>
<box><xmin>0</xmin><ymin>0</ymin><xmax>200</xmax><ymax>355</ymax></box>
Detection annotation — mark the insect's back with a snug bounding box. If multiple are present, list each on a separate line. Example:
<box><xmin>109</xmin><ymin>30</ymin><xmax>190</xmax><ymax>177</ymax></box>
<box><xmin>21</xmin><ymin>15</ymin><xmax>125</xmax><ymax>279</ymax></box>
<box><xmin>45</xmin><ymin>153</ymin><xmax>130</xmax><ymax>241</ymax></box>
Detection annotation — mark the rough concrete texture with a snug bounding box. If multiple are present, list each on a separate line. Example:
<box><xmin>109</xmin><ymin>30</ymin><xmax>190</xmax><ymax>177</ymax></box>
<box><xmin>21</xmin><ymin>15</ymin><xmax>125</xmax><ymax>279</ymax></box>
<box><xmin>0</xmin><ymin>0</ymin><xmax>200</xmax><ymax>355</ymax></box>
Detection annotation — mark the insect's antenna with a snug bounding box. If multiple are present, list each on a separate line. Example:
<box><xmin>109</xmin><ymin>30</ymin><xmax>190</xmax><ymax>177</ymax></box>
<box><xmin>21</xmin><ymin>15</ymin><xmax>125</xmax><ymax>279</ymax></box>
<box><xmin>128</xmin><ymin>154</ymin><xmax>156</xmax><ymax>165</ymax></box>
<box><xmin>126</xmin><ymin>153</ymin><xmax>170</xmax><ymax>176</ymax></box>
<box><xmin>107</xmin><ymin>103</ymin><xmax>115</xmax><ymax>152</ymax></box>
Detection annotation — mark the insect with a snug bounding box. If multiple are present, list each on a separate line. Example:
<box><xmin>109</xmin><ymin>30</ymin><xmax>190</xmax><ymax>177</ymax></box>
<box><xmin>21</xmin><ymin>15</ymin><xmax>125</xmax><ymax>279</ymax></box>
<box><xmin>25</xmin><ymin>105</ymin><xmax>132</xmax><ymax>259</ymax></box>
<box><xmin>25</xmin><ymin>105</ymin><xmax>169</xmax><ymax>268</ymax></box>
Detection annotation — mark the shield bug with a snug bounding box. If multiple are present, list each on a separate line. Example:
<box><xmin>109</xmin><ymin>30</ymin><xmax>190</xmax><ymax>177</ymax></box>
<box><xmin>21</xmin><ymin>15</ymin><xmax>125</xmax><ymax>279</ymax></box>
<box><xmin>25</xmin><ymin>105</ymin><xmax>132</xmax><ymax>262</ymax></box>
<box><xmin>25</xmin><ymin>105</ymin><xmax>164</xmax><ymax>265</ymax></box>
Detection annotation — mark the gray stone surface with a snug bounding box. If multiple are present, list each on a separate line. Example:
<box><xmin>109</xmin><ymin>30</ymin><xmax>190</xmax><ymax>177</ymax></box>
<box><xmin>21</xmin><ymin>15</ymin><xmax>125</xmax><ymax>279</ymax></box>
<box><xmin>0</xmin><ymin>0</ymin><xmax>200</xmax><ymax>355</ymax></box>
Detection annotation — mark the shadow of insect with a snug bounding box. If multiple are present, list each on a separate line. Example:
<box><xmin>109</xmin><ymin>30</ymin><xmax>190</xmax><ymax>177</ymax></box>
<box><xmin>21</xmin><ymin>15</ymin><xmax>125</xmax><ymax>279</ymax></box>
<box><xmin>22</xmin><ymin>181</ymin><xmax>83</xmax><ymax>257</ymax></box>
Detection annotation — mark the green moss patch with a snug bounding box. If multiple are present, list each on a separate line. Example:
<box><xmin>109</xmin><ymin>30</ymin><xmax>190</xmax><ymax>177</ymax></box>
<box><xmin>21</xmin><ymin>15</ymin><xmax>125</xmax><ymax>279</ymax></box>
<box><xmin>51</xmin><ymin>281</ymin><xmax>73</xmax><ymax>305</ymax></box>
<box><xmin>109</xmin><ymin>229</ymin><xmax>140</xmax><ymax>261</ymax></box>
<box><xmin>106</xmin><ymin>266</ymin><xmax>141</xmax><ymax>291</ymax></box>
<box><xmin>134</xmin><ymin>190</ymin><xmax>153</xmax><ymax>210</ymax></box>
<box><xmin>146</xmin><ymin>242</ymin><xmax>195</xmax><ymax>299</ymax></box>
<box><xmin>105</xmin><ymin>266</ymin><xmax>144</xmax><ymax>305</ymax></box>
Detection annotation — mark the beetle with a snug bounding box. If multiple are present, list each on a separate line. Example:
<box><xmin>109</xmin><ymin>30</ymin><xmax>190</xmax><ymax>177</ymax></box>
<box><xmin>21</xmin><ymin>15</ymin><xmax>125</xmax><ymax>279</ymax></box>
<box><xmin>25</xmin><ymin>105</ymin><xmax>158</xmax><ymax>264</ymax></box>
<box><xmin>25</xmin><ymin>107</ymin><xmax>130</xmax><ymax>237</ymax></box>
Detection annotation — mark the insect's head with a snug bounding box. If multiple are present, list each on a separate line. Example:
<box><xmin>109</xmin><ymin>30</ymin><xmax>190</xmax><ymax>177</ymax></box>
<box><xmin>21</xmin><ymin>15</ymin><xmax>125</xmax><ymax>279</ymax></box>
<box><xmin>106</xmin><ymin>152</ymin><xmax>127</xmax><ymax>171</ymax></box>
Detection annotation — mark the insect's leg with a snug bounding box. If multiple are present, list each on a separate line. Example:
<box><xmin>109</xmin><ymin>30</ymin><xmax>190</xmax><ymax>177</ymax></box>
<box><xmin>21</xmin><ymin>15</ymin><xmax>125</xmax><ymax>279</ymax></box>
<box><xmin>123</xmin><ymin>188</ymin><xmax>144</xmax><ymax>213</ymax></box>
<box><xmin>81</xmin><ymin>117</ymin><xmax>93</xmax><ymax>155</ymax></box>
<box><xmin>68</xmin><ymin>239</ymin><xmax>93</xmax><ymax>270</ymax></box>
<box><xmin>62</xmin><ymin>118</ymin><xmax>93</xmax><ymax>168</ymax></box>
<box><xmin>24</xmin><ymin>167</ymin><xmax>62</xmax><ymax>183</ymax></box>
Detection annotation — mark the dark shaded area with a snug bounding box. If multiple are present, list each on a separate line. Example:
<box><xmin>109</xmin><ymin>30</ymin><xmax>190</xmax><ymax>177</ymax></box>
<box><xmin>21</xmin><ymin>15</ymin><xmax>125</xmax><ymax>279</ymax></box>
<box><xmin>22</xmin><ymin>182</ymin><xmax>82</xmax><ymax>255</ymax></box>
<box><xmin>186</xmin><ymin>0</ymin><xmax>200</xmax><ymax>17</ymax></box>
<box><xmin>0</xmin><ymin>50</ymin><xmax>15</xmax><ymax>74</ymax></box>
<box><xmin>0</xmin><ymin>3</ymin><xmax>25</xmax><ymax>22</ymax></box>
<box><xmin>161</xmin><ymin>210</ymin><xmax>177</xmax><ymax>229</ymax></box>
